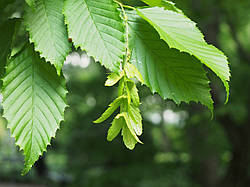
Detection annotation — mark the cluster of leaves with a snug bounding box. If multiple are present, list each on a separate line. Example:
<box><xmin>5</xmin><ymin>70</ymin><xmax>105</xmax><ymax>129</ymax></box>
<box><xmin>0</xmin><ymin>0</ymin><xmax>230</xmax><ymax>174</ymax></box>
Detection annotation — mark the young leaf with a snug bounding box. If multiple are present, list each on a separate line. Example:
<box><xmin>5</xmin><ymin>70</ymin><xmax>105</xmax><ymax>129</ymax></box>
<box><xmin>122</xmin><ymin>112</ymin><xmax>143</xmax><ymax>144</ymax></box>
<box><xmin>128</xmin><ymin>104</ymin><xmax>143</xmax><ymax>136</ymax></box>
<box><xmin>127</xmin><ymin>80</ymin><xmax>140</xmax><ymax>107</ymax></box>
<box><xmin>24</xmin><ymin>0</ymin><xmax>71</xmax><ymax>73</ymax></box>
<box><xmin>118</xmin><ymin>77</ymin><xmax>125</xmax><ymax>97</ymax></box>
<box><xmin>122</xmin><ymin>125</ymin><xmax>137</xmax><ymax>150</ymax></box>
<box><xmin>2</xmin><ymin>44</ymin><xmax>68</xmax><ymax>174</ymax></box>
<box><xmin>105</xmin><ymin>71</ymin><xmax>124</xmax><ymax>87</ymax></box>
<box><xmin>125</xmin><ymin>63</ymin><xmax>144</xmax><ymax>84</ymax></box>
<box><xmin>127</xmin><ymin>11</ymin><xmax>214</xmax><ymax>111</ymax></box>
<box><xmin>63</xmin><ymin>0</ymin><xmax>126</xmax><ymax>72</ymax></box>
<box><xmin>94</xmin><ymin>96</ymin><xmax>127</xmax><ymax>123</ymax></box>
<box><xmin>136</xmin><ymin>7</ymin><xmax>230</xmax><ymax>102</ymax></box>
<box><xmin>107</xmin><ymin>114</ymin><xmax>124</xmax><ymax>141</ymax></box>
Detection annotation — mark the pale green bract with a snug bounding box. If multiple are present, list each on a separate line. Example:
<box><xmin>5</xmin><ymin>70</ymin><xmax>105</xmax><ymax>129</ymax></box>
<box><xmin>105</xmin><ymin>72</ymin><xmax>124</xmax><ymax>87</ymax></box>
<box><xmin>94</xmin><ymin>96</ymin><xmax>127</xmax><ymax>123</ymax></box>
<box><xmin>94</xmin><ymin>65</ymin><xmax>143</xmax><ymax>149</ymax></box>
<box><xmin>122</xmin><ymin>119</ymin><xmax>138</xmax><ymax>150</ymax></box>
<box><xmin>127</xmin><ymin>80</ymin><xmax>140</xmax><ymax>107</ymax></box>
<box><xmin>127</xmin><ymin>11</ymin><xmax>214</xmax><ymax>110</ymax></box>
<box><xmin>107</xmin><ymin>114</ymin><xmax>124</xmax><ymax>141</ymax></box>
<box><xmin>120</xmin><ymin>112</ymin><xmax>143</xmax><ymax>146</ymax></box>
<box><xmin>127</xmin><ymin>104</ymin><xmax>143</xmax><ymax>136</ymax></box>
<box><xmin>2</xmin><ymin>44</ymin><xmax>68</xmax><ymax>175</ymax></box>
<box><xmin>124</xmin><ymin>63</ymin><xmax>144</xmax><ymax>84</ymax></box>
<box><xmin>136</xmin><ymin>7</ymin><xmax>230</xmax><ymax>102</ymax></box>
<box><xmin>24</xmin><ymin>0</ymin><xmax>71</xmax><ymax>74</ymax></box>
<box><xmin>63</xmin><ymin>0</ymin><xmax>126</xmax><ymax>72</ymax></box>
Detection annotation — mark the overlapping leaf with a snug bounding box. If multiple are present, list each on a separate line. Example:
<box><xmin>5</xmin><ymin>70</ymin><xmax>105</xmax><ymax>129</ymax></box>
<box><xmin>141</xmin><ymin>0</ymin><xmax>181</xmax><ymax>12</ymax></box>
<box><xmin>105</xmin><ymin>71</ymin><xmax>124</xmax><ymax>87</ymax></box>
<box><xmin>127</xmin><ymin>11</ymin><xmax>213</xmax><ymax>110</ymax></box>
<box><xmin>0</xmin><ymin>19</ymin><xmax>17</xmax><ymax>88</ymax></box>
<box><xmin>124</xmin><ymin>63</ymin><xmax>144</xmax><ymax>84</ymax></box>
<box><xmin>127</xmin><ymin>104</ymin><xmax>142</xmax><ymax>136</ymax></box>
<box><xmin>136</xmin><ymin>7</ymin><xmax>230</xmax><ymax>102</ymax></box>
<box><xmin>107</xmin><ymin>114</ymin><xmax>124</xmax><ymax>141</ymax></box>
<box><xmin>122</xmin><ymin>123</ymin><xmax>138</xmax><ymax>150</ymax></box>
<box><xmin>24</xmin><ymin>0</ymin><xmax>71</xmax><ymax>73</ymax></box>
<box><xmin>63</xmin><ymin>0</ymin><xmax>125</xmax><ymax>72</ymax></box>
<box><xmin>127</xmin><ymin>80</ymin><xmax>140</xmax><ymax>107</ymax></box>
<box><xmin>2</xmin><ymin>44</ymin><xmax>67</xmax><ymax>174</ymax></box>
<box><xmin>94</xmin><ymin>96</ymin><xmax>127</xmax><ymax>123</ymax></box>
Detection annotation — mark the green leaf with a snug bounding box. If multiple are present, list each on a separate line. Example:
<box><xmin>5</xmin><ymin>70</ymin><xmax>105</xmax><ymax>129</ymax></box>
<box><xmin>2</xmin><ymin>44</ymin><xmax>68</xmax><ymax>174</ymax></box>
<box><xmin>94</xmin><ymin>96</ymin><xmax>127</xmax><ymax>123</ymax></box>
<box><xmin>122</xmin><ymin>112</ymin><xmax>143</xmax><ymax>144</ymax></box>
<box><xmin>25</xmin><ymin>0</ymin><xmax>35</xmax><ymax>8</ymax></box>
<box><xmin>10</xmin><ymin>20</ymin><xmax>27</xmax><ymax>58</ymax></box>
<box><xmin>63</xmin><ymin>0</ymin><xmax>126</xmax><ymax>72</ymax></box>
<box><xmin>136</xmin><ymin>7</ymin><xmax>230</xmax><ymax>102</ymax></box>
<box><xmin>127</xmin><ymin>10</ymin><xmax>214</xmax><ymax>110</ymax></box>
<box><xmin>0</xmin><ymin>19</ymin><xmax>17</xmax><ymax>88</ymax></box>
<box><xmin>141</xmin><ymin>0</ymin><xmax>181</xmax><ymax>12</ymax></box>
<box><xmin>122</xmin><ymin>125</ymin><xmax>137</xmax><ymax>150</ymax></box>
<box><xmin>107</xmin><ymin>114</ymin><xmax>124</xmax><ymax>141</ymax></box>
<box><xmin>105</xmin><ymin>71</ymin><xmax>124</xmax><ymax>87</ymax></box>
<box><xmin>128</xmin><ymin>104</ymin><xmax>143</xmax><ymax>136</ymax></box>
<box><xmin>141</xmin><ymin>0</ymin><xmax>162</xmax><ymax>6</ymax></box>
<box><xmin>127</xmin><ymin>80</ymin><xmax>140</xmax><ymax>107</ymax></box>
<box><xmin>24</xmin><ymin>0</ymin><xmax>71</xmax><ymax>74</ymax></box>
<box><xmin>118</xmin><ymin>77</ymin><xmax>125</xmax><ymax>97</ymax></box>
<box><xmin>125</xmin><ymin>63</ymin><xmax>144</xmax><ymax>84</ymax></box>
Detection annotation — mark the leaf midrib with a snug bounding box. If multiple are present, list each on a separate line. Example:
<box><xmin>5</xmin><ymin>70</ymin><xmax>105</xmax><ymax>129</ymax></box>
<box><xmin>30</xmin><ymin>52</ymin><xmax>35</xmax><ymax>161</ymax></box>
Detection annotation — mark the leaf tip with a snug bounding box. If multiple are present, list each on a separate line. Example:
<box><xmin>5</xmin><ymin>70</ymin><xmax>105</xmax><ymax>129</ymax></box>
<box><xmin>93</xmin><ymin>119</ymin><xmax>101</xmax><ymax>124</ymax></box>
<box><xmin>21</xmin><ymin>164</ymin><xmax>32</xmax><ymax>176</ymax></box>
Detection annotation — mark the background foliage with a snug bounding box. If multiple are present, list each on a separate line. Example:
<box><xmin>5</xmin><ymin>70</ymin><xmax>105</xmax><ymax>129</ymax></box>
<box><xmin>0</xmin><ymin>0</ymin><xmax>249</xmax><ymax>187</ymax></box>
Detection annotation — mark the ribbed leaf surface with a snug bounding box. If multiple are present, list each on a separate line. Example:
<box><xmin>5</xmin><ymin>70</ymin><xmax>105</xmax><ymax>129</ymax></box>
<box><xmin>122</xmin><ymin>124</ymin><xmax>137</xmax><ymax>150</ymax></box>
<box><xmin>63</xmin><ymin>0</ymin><xmax>125</xmax><ymax>72</ymax></box>
<box><xmin>2</xmin><ymin>44</ymin><xmax>67</xmax><ymax>174</ymax></box>
<box><xmin>25</xmin><ymin>0</ymin><xmax>71</xmax><ymax>73</ymax></box>
<box><xmin>128</xmin><ymin>11</ymin><xmax>213</xmax><ymax>110</ymax></box>
<box><xmin>107</xmin><ymin>114</ymin><xmax>124</xmax><ymax>141</ymax></box>
<box><xmin>136</xmin><ymin>7</ymin><xmax>230</xmax><ymax>101</ymax></box>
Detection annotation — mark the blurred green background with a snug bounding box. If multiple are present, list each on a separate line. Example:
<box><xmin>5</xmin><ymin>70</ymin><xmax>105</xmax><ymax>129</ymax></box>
<box><xmin>1</xmin><ymin>0</ymin><xmax>250</xmax><ymax>187</ymax></box>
